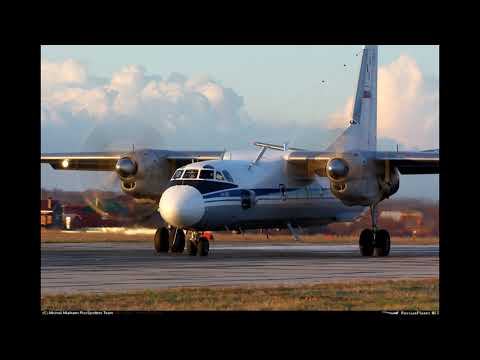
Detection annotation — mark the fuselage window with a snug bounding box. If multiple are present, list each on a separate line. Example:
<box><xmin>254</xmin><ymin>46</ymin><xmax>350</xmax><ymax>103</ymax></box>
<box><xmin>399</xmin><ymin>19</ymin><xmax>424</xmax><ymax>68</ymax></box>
<box><xmin>183</xmin><ymin>169</ymin><xmax>199</xmax><ymax>179</ymax></box>
<box><xmin>215</xmin><ymin>171</ymin><xmax>225</xmax><ymax>181</ymax></box>
<box><xmin>199</xmin><ymin>169</ymin><xmax>214</xmax><ymax>180</ymax></box>
<box><xmin>222</xmin><ymin>169</ymin><xmax>234</xmax><ymax>183</ymax></box>
<box><xmin>173</xmin><ymin>169</ymin><xmax>183</xmax><ymax>179</ymax></box>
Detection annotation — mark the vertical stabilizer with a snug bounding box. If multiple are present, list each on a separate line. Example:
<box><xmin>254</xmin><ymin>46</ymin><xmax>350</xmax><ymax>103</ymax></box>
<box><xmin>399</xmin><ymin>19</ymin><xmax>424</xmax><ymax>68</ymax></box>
<box><xmin>327</xmin><ymin>45</ymin><xmax>378</xmax><ymax>152</ymax></box>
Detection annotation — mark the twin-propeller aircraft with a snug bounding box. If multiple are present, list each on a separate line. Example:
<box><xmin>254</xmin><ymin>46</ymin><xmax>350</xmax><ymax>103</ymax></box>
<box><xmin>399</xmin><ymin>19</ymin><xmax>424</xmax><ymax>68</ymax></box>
<box><xmin>41</xmin><ymin>45</ymin><xmax>439</xmax><ymax>257</ymax></box>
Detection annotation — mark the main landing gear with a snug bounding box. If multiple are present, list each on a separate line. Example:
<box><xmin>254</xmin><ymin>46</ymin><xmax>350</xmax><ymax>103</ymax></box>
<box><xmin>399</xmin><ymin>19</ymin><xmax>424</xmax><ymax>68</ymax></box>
<box><xmin>359</xmin><ymin>204</ymin><xmax>391</xmax><ymax>257</ymax></box>
<box><xmin>186</xmin><ymin>231</ymin><xmax>210</xmax><ymax>256</ymax></box>
<box><xmin>154</xmin><ymin>227</ymin><xmax>209</xmax><ymax>256</ymax></box>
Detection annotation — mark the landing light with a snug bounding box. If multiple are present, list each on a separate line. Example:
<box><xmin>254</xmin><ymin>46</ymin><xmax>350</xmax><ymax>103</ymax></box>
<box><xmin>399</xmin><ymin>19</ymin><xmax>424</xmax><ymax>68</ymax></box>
<box><xmin>62</xmin><ymin>159</ymin><xmax>69</xmax><ymax>168</ymax></box>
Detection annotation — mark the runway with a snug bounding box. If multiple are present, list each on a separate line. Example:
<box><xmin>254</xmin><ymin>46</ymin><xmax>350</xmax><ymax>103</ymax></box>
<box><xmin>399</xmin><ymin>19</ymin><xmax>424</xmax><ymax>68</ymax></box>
<box><xmin>41</xmin><ymin>242</ymin><xmax>439</xmax><ymax>295</ymax></box>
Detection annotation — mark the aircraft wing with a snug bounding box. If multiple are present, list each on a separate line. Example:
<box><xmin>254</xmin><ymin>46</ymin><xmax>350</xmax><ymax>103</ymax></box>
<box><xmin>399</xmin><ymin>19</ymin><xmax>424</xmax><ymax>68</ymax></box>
<box><xmin>41</xmin><ymin>152</ymin><xmax>123</xmax><ymax>171</ymax></box>
<box><xmin>41</xmin><ymin>150</ymin><xmax>225</xmax><ymax>171</ymax></box>
<box><xmin>375</xmin><ymin>150</ymin><xmax>439</xmax><ymax>174</ymax></box>
<box><xmin>285</xmin><ymin>149</ymin><xmax>439</xmax><ymax>177</ymax></box>
<box><xmin>284</xmin><ymin>151</ymin><xmax>334</xmax><ymax>178</ymax></box>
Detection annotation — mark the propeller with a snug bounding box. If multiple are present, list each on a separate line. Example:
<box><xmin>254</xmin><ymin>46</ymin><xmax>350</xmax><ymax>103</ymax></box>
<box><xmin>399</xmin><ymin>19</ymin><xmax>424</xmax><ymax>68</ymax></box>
<box><xmin>75</xmin><ymin>116</ymin><xmax>165</xmax><ymax>226</ymax></box>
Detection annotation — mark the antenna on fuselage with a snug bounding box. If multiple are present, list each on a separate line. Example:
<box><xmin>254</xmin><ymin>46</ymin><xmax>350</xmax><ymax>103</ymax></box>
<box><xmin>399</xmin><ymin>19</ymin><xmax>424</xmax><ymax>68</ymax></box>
<box><xmin>249</xmin><ymin>144</ymin><xmax>268</xmax><ymax>170</ymax></box>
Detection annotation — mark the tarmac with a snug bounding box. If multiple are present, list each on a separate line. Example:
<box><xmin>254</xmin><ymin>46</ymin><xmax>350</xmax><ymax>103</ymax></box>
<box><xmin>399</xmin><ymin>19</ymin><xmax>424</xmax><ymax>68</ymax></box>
<box><xmin>41</xmin><ymin>242</ymin><xmax>439</xmax><ymax>295</ymax></box>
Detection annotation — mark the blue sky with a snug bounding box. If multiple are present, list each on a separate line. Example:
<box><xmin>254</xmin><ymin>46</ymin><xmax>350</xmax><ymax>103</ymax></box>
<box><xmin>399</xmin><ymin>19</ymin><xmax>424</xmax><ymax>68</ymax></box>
<box><xmin>41</xmin><ymin>45</ymin><xmax>439</xmax><ymax>199</ymax></box>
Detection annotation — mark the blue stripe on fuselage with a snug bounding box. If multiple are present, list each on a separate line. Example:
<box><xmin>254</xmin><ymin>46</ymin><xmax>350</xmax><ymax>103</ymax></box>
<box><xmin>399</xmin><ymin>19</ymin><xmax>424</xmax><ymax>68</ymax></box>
<box><xmin>203</xmin><ymin>188</ymin><xmax>296</xmax><ymax>199</ymax></box>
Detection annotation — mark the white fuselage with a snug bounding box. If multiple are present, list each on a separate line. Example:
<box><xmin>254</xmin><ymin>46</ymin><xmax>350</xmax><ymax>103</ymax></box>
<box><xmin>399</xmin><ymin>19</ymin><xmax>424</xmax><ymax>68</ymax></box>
<box><xmin>158</xmin><ymin>150</ymin><xmax>367</xmax><ymax>231</ymax></box>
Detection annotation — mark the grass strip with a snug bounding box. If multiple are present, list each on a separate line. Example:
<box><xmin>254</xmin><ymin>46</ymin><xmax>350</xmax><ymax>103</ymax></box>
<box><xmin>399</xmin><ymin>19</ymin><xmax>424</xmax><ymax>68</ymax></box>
<box><xmin>41</xmin><ymin>278</ymin><xmax>439</xmax><ymax>311</ymax></box>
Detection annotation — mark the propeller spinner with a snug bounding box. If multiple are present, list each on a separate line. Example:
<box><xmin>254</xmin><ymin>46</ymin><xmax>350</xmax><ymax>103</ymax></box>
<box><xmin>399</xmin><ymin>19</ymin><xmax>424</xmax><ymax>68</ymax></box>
<box><xmin>326</xmin><ymin>158</ymin><xmax>349</xmax><ymax>181</ymax></box>
<box><xmin>115</xmin><ymin>157</ymin><xmax>137</xmax><ymax>178</ymax></box>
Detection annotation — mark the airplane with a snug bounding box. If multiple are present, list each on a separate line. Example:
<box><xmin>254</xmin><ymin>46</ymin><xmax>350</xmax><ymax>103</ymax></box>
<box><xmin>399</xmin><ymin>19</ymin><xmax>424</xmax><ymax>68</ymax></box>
<box><xmin>41</xmin><ymin>45</ymin><xmax>439</xmax><ymax>257</ymax></box>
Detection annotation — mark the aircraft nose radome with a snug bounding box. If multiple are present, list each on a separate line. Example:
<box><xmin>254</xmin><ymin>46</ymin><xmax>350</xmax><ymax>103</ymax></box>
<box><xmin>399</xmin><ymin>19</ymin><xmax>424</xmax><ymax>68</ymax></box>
<box><xmin>159</xmin><ymin>185</ymin><xmax>205</xmax><ymax>228</ymax></box>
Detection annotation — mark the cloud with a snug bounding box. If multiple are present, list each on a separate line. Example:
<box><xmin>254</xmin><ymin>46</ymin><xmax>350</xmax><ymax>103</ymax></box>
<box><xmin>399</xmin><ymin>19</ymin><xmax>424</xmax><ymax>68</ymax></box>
<box><xmin>41</xmin><ymin>59</ymin><xmax>87</xmax><ymax>87</ymax></box>
<box><xmin>328</xmin><ymin>55</ymin><xmax>439</xmax><ymax>149</ymax></box>
<box><xmin>41</xmin><ymin>59</ymin><xmax>253</xmax><ymax>149</ymax></box>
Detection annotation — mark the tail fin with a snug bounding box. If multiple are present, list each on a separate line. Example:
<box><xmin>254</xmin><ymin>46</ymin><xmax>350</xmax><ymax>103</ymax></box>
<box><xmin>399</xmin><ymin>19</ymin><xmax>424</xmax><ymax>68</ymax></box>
<box><xmin>327</xmin><ymin>45</ymin><xmax>378</xmax><ymax>152</ymax></box>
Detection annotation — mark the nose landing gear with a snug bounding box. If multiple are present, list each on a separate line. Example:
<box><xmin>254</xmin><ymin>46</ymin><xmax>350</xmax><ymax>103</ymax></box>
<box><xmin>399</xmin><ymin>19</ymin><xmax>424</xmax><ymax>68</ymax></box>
<box><xmin>154</xmin><ymin>226</ymin><xmax>186</xmax><ymax>254</ymax></box>
<box><xmin>154</xmin><ymin>227</ymin><xmax>210</xmax><ymax>256</ymax></box>
<box><xmin>170</xmin><ymin>228</ymin><xmax>186</xmax><ymax>253</ymax></box>
<box><xmin>359</xmin><ymin>204</ymin><xmax>391</xmax><ymax>257</ymax></box>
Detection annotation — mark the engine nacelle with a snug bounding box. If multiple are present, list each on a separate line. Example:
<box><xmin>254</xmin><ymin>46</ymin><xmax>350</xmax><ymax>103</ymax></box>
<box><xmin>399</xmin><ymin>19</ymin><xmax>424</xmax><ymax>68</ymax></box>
<box><xmin>117</xmin><ymin>149</ymin><xmax>173</xmax><ymax>200</ymax></box>
<box><xmin>326</xmin><ymin>153</ymin><xmax>399</xmax><ymax>207</ymax></box>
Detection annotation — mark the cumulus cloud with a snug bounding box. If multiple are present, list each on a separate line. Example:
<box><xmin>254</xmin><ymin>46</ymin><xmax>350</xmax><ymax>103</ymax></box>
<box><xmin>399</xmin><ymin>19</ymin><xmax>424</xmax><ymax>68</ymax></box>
<box><xmin>41</xmin><ymin>59</ymin><xmax>252</xmax><ymax>144</ymax></box>
<box><xmin>41</xmin><ymin>59</ymin><xmax>87</xmax><ymax>87</ymax></box>
<box><xmin>328</xmin><ymin>55</ymin><xmax>439</xmax><ymax>149</ymax></box>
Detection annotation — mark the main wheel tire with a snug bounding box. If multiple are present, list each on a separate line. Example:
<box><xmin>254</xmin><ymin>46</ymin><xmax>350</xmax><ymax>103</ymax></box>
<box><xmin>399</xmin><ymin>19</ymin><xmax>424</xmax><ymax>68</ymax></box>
<box><xmin>374</xmin><ymin>229</ymin><xmax>391</xmax><ymax>257</ymax></box>
<box><xmin>359</xmin><ymin>229</ymin><xmax>375</xmax><ymax>256</ymax></box>
<box><xmin>154</xmin><ymin>227</ymin><xmax>170</xmax><ymax>253</ymax></box>
<box><xmin>197</xmin><ymin>237</ymin><xmax>210</xmax><ymax>256</ymax></box>
<box><xmin>187</xmin><ymin>239</ymin><xmax>198</xmax><ymax>256</ymax></box>
<box><xmin>171</xmin><ymin>229</ymin><xmax>186</xmax><ymax>253</ymax></box>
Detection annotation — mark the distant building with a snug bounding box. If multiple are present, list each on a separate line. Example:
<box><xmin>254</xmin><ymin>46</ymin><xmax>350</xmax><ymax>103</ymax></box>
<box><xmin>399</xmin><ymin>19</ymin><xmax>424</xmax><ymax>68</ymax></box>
<box><xmin>62</xmin><ymin>203</ymin><xmax>123</xmax><ymax>229</ymax></box>
<box><xmin>380</xmin><ymin>210</ymin><xmax>424</xmax><ymax>236</ymax></box>
<box><xmin>40</xmin><ymin>197</ymin><xmax>63</xmax><ymax>228</ymax></box>
<box><xmin>380</xmin><ymin>210</ymin><xmax>423</xmax><ymax>226</ymax></box>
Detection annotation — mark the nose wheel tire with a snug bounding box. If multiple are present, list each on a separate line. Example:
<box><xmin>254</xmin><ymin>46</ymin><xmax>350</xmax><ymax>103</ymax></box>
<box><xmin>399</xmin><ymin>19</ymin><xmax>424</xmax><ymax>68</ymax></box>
<box><xmin>154</xmin><ymin>227</ymin><xmax>170</xmax><ymax>253</ymax></box>
<box><xmin>197</xmin><ymin>237</ymin><xmax>210</xmax><ymax>256</ymax></box>
<box><xmin>374</xmin><ymin>229</ymin><xmax>391</xmax><ymax>257</ymax></box>
<box><xmin>359</xmin><ymin>229</ymin><xmax>375</xmax><ymax>256</ymax></box>
<box><xmin>171</xmin><ymin>229</ymin><xmax>186</xmax><ymax>253</ymax></box>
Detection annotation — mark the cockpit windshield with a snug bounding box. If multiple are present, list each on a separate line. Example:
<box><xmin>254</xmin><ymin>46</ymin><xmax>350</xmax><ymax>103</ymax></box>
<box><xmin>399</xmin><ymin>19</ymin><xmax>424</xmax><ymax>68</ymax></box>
<box><xmin>199</xmin><ymin>169</ymin><xmax>214</xmax><ymax>179</ymax></box>
<box><xmin>173</xmin><ymin>169</ymin><xmax>183</xmax><ymax>179</ymax></box>
<box><xmin>182</xmin><ymin>169</ymin><xmax>199</xmax><ymax>179</ymax></box>
<box><xmin>222</xmin><ymin>169</ymin><xmax>234</xmax><ymax>183</ymax></box>
<box><xmin>171</xmin><ymin>167</ymin><xmax>235</xmax><ymax>183</ymax></box>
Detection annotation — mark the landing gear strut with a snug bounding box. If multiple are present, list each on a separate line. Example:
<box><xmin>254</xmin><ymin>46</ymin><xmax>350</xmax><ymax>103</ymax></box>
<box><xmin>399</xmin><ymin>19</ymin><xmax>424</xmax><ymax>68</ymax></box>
<box><xmin>170</xmin><ymin>228</ymin><xmax>185</xmax><ymax>253</ymax></box>
<box><xmin>358</xmin><ymin>204</ymin><xmax>391</xmax><ymax>257</ymax></box>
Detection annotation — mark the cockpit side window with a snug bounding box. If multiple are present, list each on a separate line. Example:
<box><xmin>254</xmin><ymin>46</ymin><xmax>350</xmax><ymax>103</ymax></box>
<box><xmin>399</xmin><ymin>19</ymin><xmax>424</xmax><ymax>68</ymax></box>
<box><xmin>222</xmin><ymin>169</ymin><xmax>234</xmax><ymax>183</ymax></box>
<box><xmin>172</xmin><ymin>169</ymin><xmax>183</xmax><ymax>179</ymax></box>
<box><xmin>215</xmin><ymin>171</ymin><xmax>225</xmax><ymax>181</ymax></box>
<box><xmin>183</xmin><ymin>169</ymin><xmax>199</xmax><ymax>179</ymax></box>
<box><xmin>199</xmin><ymin>169</ymin><xmax>214</xmax><ymax>179</ymax></box>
